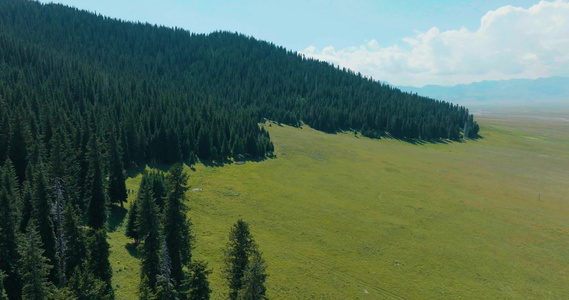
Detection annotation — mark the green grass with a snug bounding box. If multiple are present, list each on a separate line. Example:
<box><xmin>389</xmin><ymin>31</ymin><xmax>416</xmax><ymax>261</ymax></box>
<box><xmin>110</xmin><ymin>116</ymin><xmax>569</xmax><ymax>299</ymax></box>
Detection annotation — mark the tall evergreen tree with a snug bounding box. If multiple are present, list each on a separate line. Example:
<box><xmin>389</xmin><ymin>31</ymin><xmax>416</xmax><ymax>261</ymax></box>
<box><xmin>183</xmin><ymin>261</ymin><xmax>212</xmax><ymax>300</ymax></box>
<box><xmin>237</xmin><ymin>249</ymin><xmax>268</xmax><ymax>300</ymax></box>
<box><xmin>0</xmin><ymin>188</ymin><xmax>22</xmax><ymax>300</ymax></box>
<box><xmin>86</xmin><ymin>136</ymin><xmax>108</xmax><ymax>230</ymax></box>
<box><xmin>62</xmin><ymin>202</ymin><xmax>86</xmax><ymax>281</ymax></box>
<box><xmin>224</xmin><ymin>220</ymin><xmax>255</xmax><ymax>300</ymax></box>
<box><xmin>67</xmin><ymin>263</ymin><xmax>111</xmax><ymax>300</ymax></box>
<box><xmin>125</xmin><ymin>197</ymin><xmax>140</xmax><ymax>243</ymax></box>
<box><xmin>107</xmin><ymin>133</ymin><xmax>127</xmax><ymax>208</ymax></box>
<box><xmin>162</xmin><ymin>163</ymin><xmax>192</xmax><ymax>286</ymax></box>
<box><xmin>52</xmin><ymin>177</ymin><xmax>66</xmax><ymax>286</ymax></box>
<box><xmin>19</xmin><ymin>181</ymin><xmax>33</xmax><ymax>233</ymax></box>
<box><xmin>18</xmin><ymin>221</ymin><xmax>55</xmax><ymax>300</ymax></box>
<box><xmin>154</xmin><ymin>240</ymin><xmax>178</xmax><ymax>300</ymax></box>
<box><xmin>0</xmin><ymin>270</ymin><xmax>8</xmax><ymax>300</ymax></box>
<box><xmin>31</xmin><ymin>166</ymin><xmax>59</xmax><ymax>285</ymax></box>
<box><xmin>137</xmin><ymin>183</ymin><xmax>161</xmax><ymax>293</ymax></box>
<box><xmin>8</xmin><ymin>113</ymin><xmax>28</xmax><ymax>185</ymax></box>
<box><xmin>87</xmin><ymin>229</ymin><xmax>113</xmax><ymax>298</ymax></box>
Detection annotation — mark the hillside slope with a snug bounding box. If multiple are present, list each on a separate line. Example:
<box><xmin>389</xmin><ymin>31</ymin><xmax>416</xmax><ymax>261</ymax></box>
<box><xmin>0</xmin><ymin>0</ymin><xmax>478</xmax><ymax>153</ymax></box>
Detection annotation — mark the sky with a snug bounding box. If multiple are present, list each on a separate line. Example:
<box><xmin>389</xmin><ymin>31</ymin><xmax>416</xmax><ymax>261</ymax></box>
<box><xmin>37</xmin><ymin>0</ymin><xmax>569</xmax><ymax>87</ymax></box>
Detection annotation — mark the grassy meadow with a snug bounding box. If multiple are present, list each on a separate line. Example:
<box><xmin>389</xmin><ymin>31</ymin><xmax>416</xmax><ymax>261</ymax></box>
<box><xmin>109</xmin><ymin>113</ymin><xmax>569</xmax><ymax>299</ymax></box>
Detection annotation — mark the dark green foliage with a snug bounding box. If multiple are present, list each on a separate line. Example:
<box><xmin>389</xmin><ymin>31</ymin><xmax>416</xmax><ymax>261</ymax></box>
<box><xmin>108</xmin><ymin>133</ymin><xmax>127</xmax><ymax>208</ymax></box>
<box><xmin>138</xmin><ymin>276</ymin><xmax>156</xmax><ymax>300</ymax></box>
<box><xmin>125</xmin><ymin>197</ymin><xmax>140</xmax><ymax>243</ymax></box>
<box><xmin>154</xmin><ymin>241</ymin><xmax>178</xmax><ymax>300</ymax></box>
<box><xmin>183</xmin><ymin>260</ymin><xmax>212</xmax><ymax>300</ymax></box>
<box><xmin>18</xmin><ymin>221</ymin><xmax>54</xmax><ymax>300</ymax></box>
<box><xmin>8</xmin><ymin>113</ymin><xmax>28</xmax><ymax>185</ymax></box>
<box><xmin>62</xmin><ymin>202</ymin><xmax>86</xmax><ymax>282</ymax></box>
<box><xmin>19</xmin><ymin>182</ymin><xmax>33</xmax><ymax>233</ymax></box>
<box><xmin>86</xmin><ymin>229</ymin><xmax>113</xmax><ymax>298</ymax></box>
<box><xmin>224</xmin><ymin>220</ymin><xmax>255</xmax><ymax>300</ymax></box>
<box><xmin>163</xmin><ymin>164</ymin><xmax>193</xmax><ymax>286</ymax></box>
<box><xmin>0</xmin><ymin>270</ymin><xmax>8</xmax><ymax>300</ymax></box>
<box><xmin>86</xmin><ymin>137</ymin><xmax>107</xmax><ymax>230</ymax></box>
<box><xmin>237</xmin><ymin>250</ymin><xmax>268</xmax><ymax>300</ymax></box>
<box><xmin>137</xmin><ymin>183</ymin><xmax>161</xmax><ymax>293</ymax></box>
<box><xmin>67</xmin><ymin>264</ymin><xmax>111</xmax><ymax>300</ymax></box>
<box><xmin>146</xmin><ymin>172</ymin><xmax>167</xmax><ymax>211</ymax></box>
<box><xmin>0</xmin><ymin>188</ymin><xmax>22</xmax><ymax>300</ymax></box>
<box><xmin>30</xmin><ymin>167</ymin><xmax>59</xmax><ymax>285</ymax></box>
<box><xmin>52</xmin><ymin>178</ymin><xmax>66</xmax><ymax>286</ymax></box>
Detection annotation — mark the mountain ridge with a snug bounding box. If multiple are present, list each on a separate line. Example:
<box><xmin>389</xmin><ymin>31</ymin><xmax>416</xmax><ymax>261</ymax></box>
<box><xmin>398</xmin><ymin>76</ymin><xmax>569</xmax><ymax>104</ymax></box>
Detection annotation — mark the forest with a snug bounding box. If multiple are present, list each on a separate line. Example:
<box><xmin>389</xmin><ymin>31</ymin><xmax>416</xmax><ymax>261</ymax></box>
<box><xmin>0</xmin><ymin>0</ymin><xmax>479</xmax><ymax>299</ymax></box>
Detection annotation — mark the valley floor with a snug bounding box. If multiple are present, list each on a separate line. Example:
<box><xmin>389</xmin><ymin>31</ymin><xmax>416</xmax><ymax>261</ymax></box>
<box><xmin>111</xmin><ymin>113</ymin><xmax>569</xmax><ymax>299</ymax></box>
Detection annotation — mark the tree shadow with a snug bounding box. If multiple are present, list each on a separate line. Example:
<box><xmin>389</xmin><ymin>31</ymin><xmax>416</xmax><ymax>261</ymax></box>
<box><xmin>125</xmin><ymin>242</ymin><xmax>140</xmax><ymax>259</ymax></box>
<box><xmin>108</xmin><ymin>205</ymin><xmax>127</xmax><ymax>232</ymax></box>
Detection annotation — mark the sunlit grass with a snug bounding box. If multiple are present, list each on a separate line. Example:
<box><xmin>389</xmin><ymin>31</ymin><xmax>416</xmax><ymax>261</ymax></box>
<box><xmin>110</xmin><ymin>117</ymin><xmax>569</xmax><ymax>299</ymax></box>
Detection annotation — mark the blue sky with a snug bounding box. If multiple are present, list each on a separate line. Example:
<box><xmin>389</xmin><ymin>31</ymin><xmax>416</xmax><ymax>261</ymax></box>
<box><xmin>38</xmin><ymin>0</ymin><xmax>569</xmax><ymax>87</ymax></box>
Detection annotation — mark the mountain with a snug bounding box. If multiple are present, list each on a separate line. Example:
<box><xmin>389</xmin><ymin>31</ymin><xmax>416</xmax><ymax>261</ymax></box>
<box><xmin>398</xmin><ymin>77</ymin><xmax>569</xmax><ymax>105</ymax></box>
<box><xmin>0</xmin><ymin>0</ymin><xmax>478</xmax><ymax>147</ymax></box>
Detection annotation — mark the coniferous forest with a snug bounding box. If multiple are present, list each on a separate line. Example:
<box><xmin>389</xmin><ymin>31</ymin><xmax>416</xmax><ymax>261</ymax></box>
<box><xmin>0</xmin><ymin>0</ymin><xmax>480</xmax><ymax>299</ymax></box>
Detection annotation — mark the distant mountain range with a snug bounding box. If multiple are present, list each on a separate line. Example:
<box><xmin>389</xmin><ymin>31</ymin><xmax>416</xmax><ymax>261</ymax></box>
<box><xmin>398</xmin><ymin>76</ymin><xmax>569</xmax><ymax>105</ymax></box>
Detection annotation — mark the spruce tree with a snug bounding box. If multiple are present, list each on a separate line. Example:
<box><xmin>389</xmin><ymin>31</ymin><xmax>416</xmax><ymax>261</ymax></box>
<box><xmin>154</xmin><ymin>240</ymin><xmax>178</xmax><ymax>300</ymax></box>
<box><xmin>108</xmin><ymin>133</ymin><xmax>127</xmax><ymax>208</ymax></box>
<box><xmin>87</xmin><ymin>229</ymin><xmax>113</xmax><ymax>298</ymax></box>
<box><xmin>86</xmin><ymin>136</ymin><xmax>108</xmax><ymax>230</ymax></box>
<box><xmin>18</xmin><ymin>221</ymin><xmax>55</xmax><ymax>300</ymax></box>
<box><xmin>62</xmin><ymin>202</ymin><xmax>86</xmax><ymax>281</ymax></box>
<box><xmin>19</xmin><ymin>181</ymin><xmax>33</xmax><ymax>233</ymax></box>
<box><xmin>67</xmin><ymin>263</ymin><xmax>110</xmax><ymax>300</ymax></box>
<box><xmin>125</xmin><ymin>197</ymin><xmax>140</xmax><ymax>243</ymax></box>
<box><xmin>163</xmin><ymin>163</ymin><xmax>192</xmax><ymax>286</ymax></box>
<box><xmin>31</xmin><ymin>167</ymin><xmax>59</xmax><ymax>285</ymax></box>
<box><xmin>0</xmin><ymin>188</ymin><xmax>22</xmax><ymax>299</ymax></box>
<box><xmin>0</xmin><ymin>270</ymin><xmax>8</xmax><ymax>300</ymax></box>
<box><xmin>224</xmin><ymin>220</ymin><xmax>254</xmax><ymax>300</ymax></box>
<box><xmin>8</xmin><ymin>113</ymin><xmax>28</xmax><ymax>185</ymax></box>
<box><xmin>137</xmin><ymin>183</ymin><xmax>161</xmax><ymax>293</ymax></box>
<box><xmin>237</xmin><ymin>249</ymin><xmax>268</xmax><ymax>300</ymax></box>
<box><xmin>184</xmin><ymin>260</ymin><xmax>212</xmax><ymax>300</ymax></box>
<box><xmin>53</xmin><ymin>177</ymin><xmax>66</xmax><ymax>286</ymax></box>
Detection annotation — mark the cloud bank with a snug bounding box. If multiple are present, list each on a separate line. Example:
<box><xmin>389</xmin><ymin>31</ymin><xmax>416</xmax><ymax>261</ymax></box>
<box><xmin>301</xmin><ymin>1</ymin><xmax>569</xmax><ymax>87</ymax></box>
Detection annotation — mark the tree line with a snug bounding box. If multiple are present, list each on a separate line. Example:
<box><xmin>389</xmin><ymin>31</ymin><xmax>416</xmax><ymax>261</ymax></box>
<box><xmin>0</xmin><ymin>158</ymin><xmax>268</xmax><ymax>299</ymax></box>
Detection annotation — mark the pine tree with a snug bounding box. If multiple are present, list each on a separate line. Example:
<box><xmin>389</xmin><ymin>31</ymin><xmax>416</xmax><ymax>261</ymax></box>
<box><xmin>20</xmin><ymin>181</ymin><xmax>33</xmax><ymax>233</ymax></box>
<box><xmin>125</xmin><ymin>197</ymin><xmax>140</xmax><ymax>243</ymax></box>
<box><xmin>162</xmin><ymin>163</ymin><xmax>192</xmax><ymax>286</ymax></box>
<box><xmin>86</xmin><ymin>136</ymin><xmax>108</xmax><ymax>230</ymax></box>
<box><xmin>62</xmin><ymin>202</ymin><xmax>86</xmax><ymax>281</ymax></box>
<box><xmin>18</xmin><ymin>221</ymin><xmax>55</xmax><ymax>300</ymax></box>
<box><xmin>224</xmin><ymin>220</ymin><xmax>254</xmax><ymax>300</ymax></box>
<box><xmin>154</xmin><ymin>240</ymin><xmax>178</xmax><ymax>300</ymax></box>
<box><xmin>67</xmin><ymin>264</ymin><xmax>111</xmax><ymax>300</ymax></box>
<box><xmin>237</xmin><ymin>249</ymin><xmax>268</xmax><ymax>300</ymax></box>
<box><xmin>137</xmin><ymin>183</ymin><xmax>161</xmax><ymax>293</ymax></box>
<box><xmin>87</xmin><ymin>229</ymin><xmax>113</xmax><ymax>298</ymax></box>
<box><xmin>0</xmin><ymin>188</ymin><xmax>22</xmax><ymax>299</ymax></box>
<box><xmin>8</xmin><ymin>113</ymin><xmax>28</xmax><ymax>185</ymax></box>
<box><xmin>183</xmin><ymin>260</ymin><xmax>212</xmax><ymax>300</ymax></box>
<box><xmin>0</xmin><ymin>270</ymin><xmax>8</xmax><ymax>300</ymax></box>
<box><xmin>108</xmin><ymin>133</ymin><xmax>127</xmax><ymax>208</ymax></box>
<box><xmin>53</xmin><ymin>177</ymin><xmax>66</xmax><ymax>286</ymax></box>
<box><xmin>31</xmin><ymin>166</ymin><xmax>59</xmax><ymax>285</ymax></box>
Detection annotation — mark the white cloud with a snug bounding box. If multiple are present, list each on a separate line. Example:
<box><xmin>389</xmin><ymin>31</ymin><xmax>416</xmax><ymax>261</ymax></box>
<box><xmin>300</xmin><ymin>0</ymin><xmax>569</xmax><ymax>87</ymax></box>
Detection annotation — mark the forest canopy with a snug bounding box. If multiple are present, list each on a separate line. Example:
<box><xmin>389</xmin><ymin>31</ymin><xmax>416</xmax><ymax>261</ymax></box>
<box><xmin>0</xmin><ymin>0</ymin><xmax>478</xmax><ymax>170</ymax></box>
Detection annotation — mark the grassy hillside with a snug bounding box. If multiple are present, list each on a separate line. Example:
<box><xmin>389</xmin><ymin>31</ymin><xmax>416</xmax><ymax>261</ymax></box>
<box><xmin>111</xmin><ymin>116</ymin><xmax>569</xmax><ymax>299</ymax></box>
